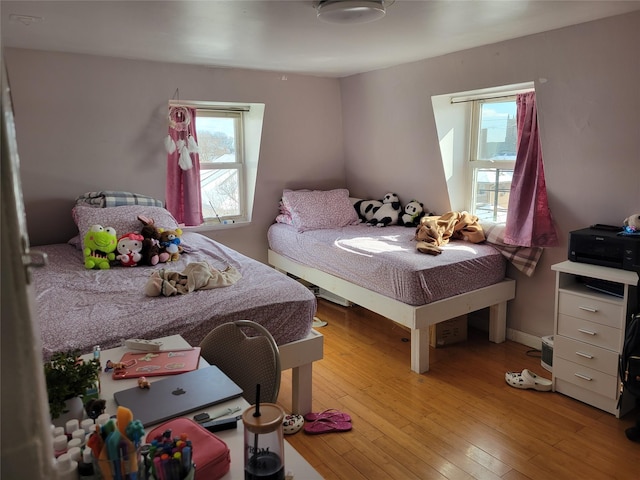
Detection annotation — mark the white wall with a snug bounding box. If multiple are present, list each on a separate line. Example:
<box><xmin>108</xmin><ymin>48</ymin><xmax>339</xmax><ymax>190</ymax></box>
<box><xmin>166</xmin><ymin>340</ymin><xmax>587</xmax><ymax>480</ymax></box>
<box><xmin>340</xmin><ymin>12</ymin><xmax>640</xmax><ymax>339</ymax></box>
<box><xmin>4</xmin><ymin>48</ymin><xmax>345</xmax><ymax>262</ymax></box>
<box><xmin>5</xmin><ymin>12</ymin><xmax>639</xmax><ymax>342</ymax></box>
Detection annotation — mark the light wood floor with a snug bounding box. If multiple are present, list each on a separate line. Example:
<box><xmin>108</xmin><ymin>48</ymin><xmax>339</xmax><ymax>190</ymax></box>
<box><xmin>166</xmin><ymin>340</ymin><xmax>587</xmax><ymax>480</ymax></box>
<box><xmin>277</xmin><ymin>299</ymin><xmax>639</xmax><ymax>480</ymax></box>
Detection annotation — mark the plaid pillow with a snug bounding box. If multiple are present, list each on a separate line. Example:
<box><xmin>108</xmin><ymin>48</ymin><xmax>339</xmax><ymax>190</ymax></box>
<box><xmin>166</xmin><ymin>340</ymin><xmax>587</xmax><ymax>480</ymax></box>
<box><xmin>76</xmin><ymin>191</ymin><xmax>163</xmax><ymax>208</ymax></box>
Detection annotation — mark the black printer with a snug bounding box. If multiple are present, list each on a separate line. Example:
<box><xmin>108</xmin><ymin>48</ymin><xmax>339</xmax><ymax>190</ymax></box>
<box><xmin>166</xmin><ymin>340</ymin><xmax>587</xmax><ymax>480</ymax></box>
<box><xmin>568</xmin><ymin>226</ymin><xmax>640</xmax><ymax>272</ymax></box>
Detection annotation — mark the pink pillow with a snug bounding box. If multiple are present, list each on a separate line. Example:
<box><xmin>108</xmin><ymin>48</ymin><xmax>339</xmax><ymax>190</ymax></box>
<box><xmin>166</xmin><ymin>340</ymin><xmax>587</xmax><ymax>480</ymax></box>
<box><xmin>282</xmin><ymin>189</ymin><xmax>359</xmax><ymax>232</ymax></box>
<box><xmin>72</xmin><ymin>205</ymin><xmax>181</xmax><ymax>251</ymax></box>
<box><xmin>275</xmin><ymin>213</ymin><xmax>293</xmax><ymax>225</ymax></box>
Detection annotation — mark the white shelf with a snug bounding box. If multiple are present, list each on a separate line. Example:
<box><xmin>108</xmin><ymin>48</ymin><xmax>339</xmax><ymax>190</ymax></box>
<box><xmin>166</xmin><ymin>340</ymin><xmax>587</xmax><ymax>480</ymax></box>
<box><xmin>551</xmin><ymin>261</ymin><xmax>638</xmax><ymax>418</ymax></box>
<box><xmin>551</xmin><ymin>260</ymin><xmax>638</xmax><ymax>286</ymax></box>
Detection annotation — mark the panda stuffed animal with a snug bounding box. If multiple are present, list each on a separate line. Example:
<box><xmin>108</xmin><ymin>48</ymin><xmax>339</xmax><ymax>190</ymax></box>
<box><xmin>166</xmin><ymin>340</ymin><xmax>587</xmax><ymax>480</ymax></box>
<box><xmin>353</xmin><ymin>198</ymin><xmax>383</xmax><ymax>223</ymax></box>
<box><xmin>400</xmin><ymin>200</ymin><xmax>426</xmax><ymax>227</ymax></box>
<box><xmin>368</xmin><ymin>193</ymin><xmax>402</xmax><ymax>227</ymax></box>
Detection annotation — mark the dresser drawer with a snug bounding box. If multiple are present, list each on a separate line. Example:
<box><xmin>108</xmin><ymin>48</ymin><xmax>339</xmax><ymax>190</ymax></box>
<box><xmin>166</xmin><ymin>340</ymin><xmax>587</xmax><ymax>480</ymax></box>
<box><xmin>557</xmin><ymin>314</ymin><xmax>622</xmax><ymax>350</ymax></box>
<box><xmin>554</xmin><ymin>335</ymin><xmax>619</xmax><ymax>374</ymax></box>
<box><xmin>553</xmin><ymin>357</ymin><xmax>618</xmax><ymax>399</ymax></box>
<box><xmin>557</xmin><ymin>291</ymin><xmax>623</xmax><ymax>328</ymax></box>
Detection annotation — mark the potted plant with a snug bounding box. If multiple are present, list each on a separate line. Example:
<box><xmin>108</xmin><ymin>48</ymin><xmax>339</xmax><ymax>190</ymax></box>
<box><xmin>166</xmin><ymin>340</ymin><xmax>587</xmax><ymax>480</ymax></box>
<box><xmin>44</xmin><ymin>350</ymin><xmax>101</xmax><ymax>421</ymax></box>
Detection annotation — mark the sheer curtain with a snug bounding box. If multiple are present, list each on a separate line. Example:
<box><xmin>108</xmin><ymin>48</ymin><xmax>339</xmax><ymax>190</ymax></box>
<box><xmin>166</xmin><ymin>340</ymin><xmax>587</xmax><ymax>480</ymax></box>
<box><xmin>503</xmin><ymin>92</ymin><xmax>558</xmax><ymax>247</ymax></box>
<box><xmin>165</xmin><ymin>106</ymin><xmax>203</xmax><ymax>226</ymax></box>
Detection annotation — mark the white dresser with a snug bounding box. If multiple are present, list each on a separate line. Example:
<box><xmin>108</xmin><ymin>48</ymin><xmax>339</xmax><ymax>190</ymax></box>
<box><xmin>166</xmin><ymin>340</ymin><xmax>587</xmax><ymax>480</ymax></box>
<box><xmin>551</xmin><ymin>261</ymin><xmax>638</xmax><ymax>417</ymax></box>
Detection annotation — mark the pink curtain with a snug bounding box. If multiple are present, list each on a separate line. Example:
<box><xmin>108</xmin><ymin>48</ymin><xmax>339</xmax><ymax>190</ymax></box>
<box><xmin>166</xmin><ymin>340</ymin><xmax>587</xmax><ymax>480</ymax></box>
<box><xmin>503</xmin><ymin>92</ymin><xmax>558</xmax><ymax>247</ymax></box>
<box><xmin>165</xmin><ymin>106</ymin><xmax>203</xmax><ymax>226</ymax></box>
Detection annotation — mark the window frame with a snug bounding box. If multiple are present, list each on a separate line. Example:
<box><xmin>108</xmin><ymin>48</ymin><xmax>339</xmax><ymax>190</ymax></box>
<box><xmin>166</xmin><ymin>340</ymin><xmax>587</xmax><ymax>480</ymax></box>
<box><xmin>467</xmin><ymin>96</ymin><xmax>518</xmax><ymax>223</ymax></box>
<box><xmin>196</xmin><ymin>108</ymin><xmax>246</xmax><ymax>223</ymax></box>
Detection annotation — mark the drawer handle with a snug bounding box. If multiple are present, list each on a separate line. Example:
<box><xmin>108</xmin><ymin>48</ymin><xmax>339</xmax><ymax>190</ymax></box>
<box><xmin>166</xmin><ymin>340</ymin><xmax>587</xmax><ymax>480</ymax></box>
<box><xmin>575</xmin><ymin>351</ymin><xmax>594</xmax><ymax>359</ymax></box>
<box><xmin>574</xmin><ymin>373</ymin><xmax>593</xmax><ymax>381</ymax></box>
<box><xmin>577</xmin><ymin>328</ymin><xmax>596</xmax><ymax>336</ymax></box>
<box><xmin>578</xmin><ymin>306</ymin><xmax>598</xmax><ymax>313</ymax></box>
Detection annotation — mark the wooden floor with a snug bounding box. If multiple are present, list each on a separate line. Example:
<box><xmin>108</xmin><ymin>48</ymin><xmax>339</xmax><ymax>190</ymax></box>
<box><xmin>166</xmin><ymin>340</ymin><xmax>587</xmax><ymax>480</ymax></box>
<box><xmin>277</xmin><ymin>299</ymin><xmax>639</xmax><ymax>480</ymax></box>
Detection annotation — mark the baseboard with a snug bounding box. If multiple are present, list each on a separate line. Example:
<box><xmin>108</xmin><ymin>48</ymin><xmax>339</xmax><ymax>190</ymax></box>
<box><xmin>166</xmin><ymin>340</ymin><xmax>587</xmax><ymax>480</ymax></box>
<box><xmin>507</xmin><ymin>328</ymin><xmax>543</xmax><ymax>350</ymax></box>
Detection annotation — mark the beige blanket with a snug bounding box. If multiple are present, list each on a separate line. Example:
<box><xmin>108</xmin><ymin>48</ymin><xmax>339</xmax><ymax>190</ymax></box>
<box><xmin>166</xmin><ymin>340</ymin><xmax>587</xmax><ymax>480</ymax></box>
<box><xmin>145</xmin><ymin>261</ymin><xmax>241</xmax><ymax>297</ymax></box>
<box><xmin>415</xmin><ymin>211</ymin><xmax>485</xmax><ymax>255</ymax></box>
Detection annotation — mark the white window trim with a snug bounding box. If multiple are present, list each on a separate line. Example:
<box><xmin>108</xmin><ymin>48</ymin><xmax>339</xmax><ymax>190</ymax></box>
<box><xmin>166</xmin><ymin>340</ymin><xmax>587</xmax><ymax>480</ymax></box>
<box><xmin>467</xmin><ymin>97</ymin><xmax>518</xmax><ymax>221</ymax></box>
<box><xmin>169</xmin><ymin>100</ymin><xmax>265</xmax><ymax>231</ymax></box>
<box><xmin>432</xmin><ymin>82</ymin><xmax>534</xmax><ymax>220</ymax></box>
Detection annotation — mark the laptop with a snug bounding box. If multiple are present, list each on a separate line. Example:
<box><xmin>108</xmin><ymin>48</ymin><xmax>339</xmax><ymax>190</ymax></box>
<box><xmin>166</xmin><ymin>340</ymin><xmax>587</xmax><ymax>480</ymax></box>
<box><xmin>113</xmin><ymin>365</ymin><xmax>243</xmax><ymax>427</ymax></box>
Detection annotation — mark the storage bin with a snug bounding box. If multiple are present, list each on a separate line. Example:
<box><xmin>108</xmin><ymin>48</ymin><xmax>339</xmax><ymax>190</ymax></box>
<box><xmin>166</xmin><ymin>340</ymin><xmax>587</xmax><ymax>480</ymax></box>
<box><xmin>429</xmin><ymin>316</ymin><xmax>467</xmax><ymax>348</ymax></box>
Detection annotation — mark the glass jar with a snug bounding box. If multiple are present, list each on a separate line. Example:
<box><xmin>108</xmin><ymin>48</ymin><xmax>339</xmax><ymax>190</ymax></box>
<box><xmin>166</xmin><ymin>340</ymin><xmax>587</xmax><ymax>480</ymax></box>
<box><xmin>242</xmin><ymin>403</ymin><xmax>285</xmax><ymax>480</ymax></box>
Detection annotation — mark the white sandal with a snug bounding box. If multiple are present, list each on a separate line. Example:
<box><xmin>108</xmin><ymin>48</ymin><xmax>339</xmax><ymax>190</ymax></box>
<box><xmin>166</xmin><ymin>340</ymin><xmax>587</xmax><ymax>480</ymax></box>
<box><xmin>505</xmin><ymin>369</ymin><xmax>552</xmax><ymax>392</ymax></box>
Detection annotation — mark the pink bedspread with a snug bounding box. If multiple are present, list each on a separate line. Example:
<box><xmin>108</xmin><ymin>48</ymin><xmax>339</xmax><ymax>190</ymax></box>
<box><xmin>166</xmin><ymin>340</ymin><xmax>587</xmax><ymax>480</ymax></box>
<box><xmin>34</xmin><ymin>232</ymin><xmax>315</xmax><ymax>360</ymax></box>
<box><xmin>268</xmin><ymin>223</ymin><xmax>507</xmax><ymax>306</ymax></box>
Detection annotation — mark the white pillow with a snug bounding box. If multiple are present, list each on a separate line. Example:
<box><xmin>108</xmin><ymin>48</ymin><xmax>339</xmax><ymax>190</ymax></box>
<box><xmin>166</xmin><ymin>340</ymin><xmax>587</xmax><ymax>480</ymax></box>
<box><xmin>282</xmin><ymin>189</ymin><xmax>359</xmax><ymax>232</ymax></box>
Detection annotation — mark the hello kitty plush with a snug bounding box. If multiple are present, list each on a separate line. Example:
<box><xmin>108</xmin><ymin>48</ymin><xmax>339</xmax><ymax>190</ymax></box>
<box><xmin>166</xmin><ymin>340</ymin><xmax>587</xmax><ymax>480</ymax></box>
<box><xmin>116</xmin><ymin>232</ymin><xmax>144</xmax><ymax>267</ymax></box>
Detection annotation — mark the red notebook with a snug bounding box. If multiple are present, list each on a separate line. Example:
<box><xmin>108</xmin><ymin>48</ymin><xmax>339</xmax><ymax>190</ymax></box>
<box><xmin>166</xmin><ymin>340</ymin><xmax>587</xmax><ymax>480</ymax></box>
<box><xmin>111</xmin><ymin>347</ymin><xmax>201</xmax><ymax>380</ymax></box>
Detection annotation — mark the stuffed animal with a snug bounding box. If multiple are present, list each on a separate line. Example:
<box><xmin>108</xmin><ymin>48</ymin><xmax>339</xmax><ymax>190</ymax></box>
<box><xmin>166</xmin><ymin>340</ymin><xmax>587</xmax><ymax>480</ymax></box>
<box><xmin>138</xmin><ymin>215</ymin><xmax>170</xmax><ymax>266</ymax></box>
<box><xmin>367</xmin><ymin>193</ymin><xmax>402</xmax><ymax>227</ymax></box>
<box><xmin>158</xmin><ymin>228</ymin><xmax>183</xmax><ymax>262</ymax></box>
<box><xmin>83</xmin><ymin>224</ymin><xmax>118</xmax><ymax>269</ymax></box>
<box><xmin>353</xmin><ymin>198</ymin><xmax>382</xmax><ymax>223</ymax></box>
<box><xmin>115</xmin><ymin>232</ymin><xmax>144</xmax><ymax>267</ymax></box>
<box><xmin>623</xmin><ymin>213</ymin><xmax>640</xmax><ymax>233</ymax></box>
<box><xmin>400</xmin><ymin>200</ymin><xmax>426</xmax><ymax>227</ymax></box>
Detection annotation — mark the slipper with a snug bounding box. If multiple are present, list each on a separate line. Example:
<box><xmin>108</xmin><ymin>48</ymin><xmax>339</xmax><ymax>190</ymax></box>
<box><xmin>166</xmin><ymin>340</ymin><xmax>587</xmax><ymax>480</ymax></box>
<box><xmin>304</xmin><ymin>417</ymin><xmax>352</xmax><ymax>435</ymax></box>
<box><xmin>282</xmin><ymin>414</ymin><xmax>304</xmax><ymax>435</ymax></box>
<box><xmin>313</xmin><ymin>317</ymin><xmax>328</xmax><ymax>328</ymax></box>
<box><xmin>505</xmin><ymin>369</ymin><xmax>552</xmax><ymax>392</ymax></box>
<box><xmin>304</xmin><ymin>409</ymin><xmax>351</xmax><ymax>423</ymax></box>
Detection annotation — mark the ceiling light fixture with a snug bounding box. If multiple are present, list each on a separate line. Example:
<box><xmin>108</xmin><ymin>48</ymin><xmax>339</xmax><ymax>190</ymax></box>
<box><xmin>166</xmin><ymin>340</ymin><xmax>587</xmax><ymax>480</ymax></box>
<box><xmin>315</xmin><ymin>0</ymin><xmax>393</xmax><ymax>25</ymax></box>
<box><xmin>9</xmin><ymin>14</ymin><xmax>44</xmax><ymax>26</ymax></box>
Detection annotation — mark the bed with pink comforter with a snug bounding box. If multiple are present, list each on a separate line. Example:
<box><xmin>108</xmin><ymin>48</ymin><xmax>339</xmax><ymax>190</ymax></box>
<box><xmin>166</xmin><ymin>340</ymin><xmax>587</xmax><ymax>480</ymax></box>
<box><xmin>268</xmin><ymin>223</ymin><xmax>507</xmax><ymax>306</ymax></box>
<box><xmin>34</xmin><ymin>232</ymin><xmax>315</xmax><ymax>360</ymax></box>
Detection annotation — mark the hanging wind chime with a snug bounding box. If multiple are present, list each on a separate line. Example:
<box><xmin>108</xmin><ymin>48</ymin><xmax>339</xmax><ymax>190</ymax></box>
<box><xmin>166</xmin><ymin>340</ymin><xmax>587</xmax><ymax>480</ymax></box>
<box><xmin>164</xmin><ymin>105</ymin><xmax>199</xmax><ymax>170</ymax></box>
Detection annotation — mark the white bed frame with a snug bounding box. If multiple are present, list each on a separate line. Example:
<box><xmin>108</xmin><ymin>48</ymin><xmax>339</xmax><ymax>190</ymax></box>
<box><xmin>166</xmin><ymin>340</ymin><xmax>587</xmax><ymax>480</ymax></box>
<box><xmin>278</xmin><ymin>329</ymin><xmax>323</xmax><ymax>414</ymax></box>
<box><xmin>269</xmin><ymin>249</ymin><xmax>516</xmax><ymax>374</ymax></box>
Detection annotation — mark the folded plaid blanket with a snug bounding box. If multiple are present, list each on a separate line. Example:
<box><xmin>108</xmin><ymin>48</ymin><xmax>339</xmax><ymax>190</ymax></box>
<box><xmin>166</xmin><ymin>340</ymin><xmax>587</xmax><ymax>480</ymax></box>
<box><xmin>483</xmin><ymin>222</ymin><xmax>543</xmax><ymax>277</ymax></box>
<box><xmin>75</xmin><ymin>191</ymin><xmax>163</xmax><ymax>208</ymax></box>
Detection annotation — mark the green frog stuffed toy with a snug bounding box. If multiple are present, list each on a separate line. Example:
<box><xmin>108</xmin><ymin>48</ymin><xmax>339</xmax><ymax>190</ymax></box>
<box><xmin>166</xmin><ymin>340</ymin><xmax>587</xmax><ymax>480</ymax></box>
<box><xmin>83</xmin><ymin>224</ymin><xmax>118</xmax><ymax>269</ymax></box>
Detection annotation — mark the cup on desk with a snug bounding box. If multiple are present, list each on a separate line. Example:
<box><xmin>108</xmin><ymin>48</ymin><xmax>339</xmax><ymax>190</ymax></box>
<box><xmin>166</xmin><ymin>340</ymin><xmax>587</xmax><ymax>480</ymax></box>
<box><xmin>242</xmin><ymin>403</ymin><xmax>285</xmax><ymax>480</ymax></box>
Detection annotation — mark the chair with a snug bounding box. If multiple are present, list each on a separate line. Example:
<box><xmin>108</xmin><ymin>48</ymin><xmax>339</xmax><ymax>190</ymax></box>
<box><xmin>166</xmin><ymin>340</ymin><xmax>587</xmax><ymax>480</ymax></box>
<box><xmin>199</xmin><ymin>320</ymin><xmax>281</xmax><ymax>404</ymax></box>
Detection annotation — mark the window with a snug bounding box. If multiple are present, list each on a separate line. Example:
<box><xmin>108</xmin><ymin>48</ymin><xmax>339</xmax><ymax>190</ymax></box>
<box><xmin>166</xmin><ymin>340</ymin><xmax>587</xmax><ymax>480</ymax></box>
<box><xmin>469</xmin><ymin>98</ymin><xmax>517</xmax><ymax>223</ymax></box>
<box><xmin>196</xmin><ymin>109</ymin><xmax>245</xmax><ymax>222</ymax></box>
<box><xmin>432</xmin><ymin>83</ymin><xmax>534</xmax><ymax>224</ymax></box>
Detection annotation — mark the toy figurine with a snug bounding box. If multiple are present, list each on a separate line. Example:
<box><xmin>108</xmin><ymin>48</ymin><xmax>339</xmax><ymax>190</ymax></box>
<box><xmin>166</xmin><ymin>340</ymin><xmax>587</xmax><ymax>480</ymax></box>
<box><xmin>84</xmin><ymin>398</ymin><xmax>106</xmax><ymax>421</ymax></box>
<box><xmin>138</xmin><ymin>376</ymin><xmax>151</xmax><ymax>389</ymax></box>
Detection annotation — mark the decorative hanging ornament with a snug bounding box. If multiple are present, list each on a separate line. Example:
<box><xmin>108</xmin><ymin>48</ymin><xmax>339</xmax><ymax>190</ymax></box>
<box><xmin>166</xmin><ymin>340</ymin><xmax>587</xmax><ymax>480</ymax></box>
<box><xmin>164</xmin><ymin>135</ymin><xmax>176</xmax><ymax>154</ymax></box>
<box><xmin>178</xmin><ymin>145</ymin><xmax>192</xmax><ymax>170</ymax></box>
<box><xmin>187</xmin><ymin>135</ymin><xmax>199</xmax><ymax>154</ymax></box>
<box><xmin>168</xmin><ymin>106</ymin><xmax>191</xmax><ymax>132</ymax></box>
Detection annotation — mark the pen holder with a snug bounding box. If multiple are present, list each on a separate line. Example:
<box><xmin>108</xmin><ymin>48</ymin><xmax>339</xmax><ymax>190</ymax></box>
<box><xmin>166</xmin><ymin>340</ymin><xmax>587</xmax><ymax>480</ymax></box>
<box><xmin>147</xmin><ymin>463</ymin><xmax>195</xmax><ymax>480</ymax></box>
<box><xmin>95</xmin><ymin>443</ymin><xmax>142</xmax><ymax>479</ymax></box>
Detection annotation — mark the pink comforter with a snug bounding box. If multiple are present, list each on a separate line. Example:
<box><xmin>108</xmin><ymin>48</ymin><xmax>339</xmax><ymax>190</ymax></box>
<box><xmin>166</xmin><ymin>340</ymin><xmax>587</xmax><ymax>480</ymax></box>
<box><xmin>268</xmin><ymin>223</ymin><xmax>506</xmax><ymax>306</ymax></box>
<box><xmin>34</xmin><ymin>232</ymin><xmax>315</xmax><ymax>360</ymax></box>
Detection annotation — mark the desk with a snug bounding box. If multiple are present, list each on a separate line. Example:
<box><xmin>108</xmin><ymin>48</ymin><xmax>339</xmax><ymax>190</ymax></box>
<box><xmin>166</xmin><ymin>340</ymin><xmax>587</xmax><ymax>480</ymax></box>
<box><xmin>85</xmin><ymin>335</ymin><xmax>322</xmax><ymax>479</ymax></box>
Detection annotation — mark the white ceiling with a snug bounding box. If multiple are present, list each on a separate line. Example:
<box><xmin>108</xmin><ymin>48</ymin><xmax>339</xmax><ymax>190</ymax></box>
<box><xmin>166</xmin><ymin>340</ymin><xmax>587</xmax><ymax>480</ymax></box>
<box><xmin>2</xmin><ymin>1</ymin><xmax>639</xmax><ymax>78</ymax></box>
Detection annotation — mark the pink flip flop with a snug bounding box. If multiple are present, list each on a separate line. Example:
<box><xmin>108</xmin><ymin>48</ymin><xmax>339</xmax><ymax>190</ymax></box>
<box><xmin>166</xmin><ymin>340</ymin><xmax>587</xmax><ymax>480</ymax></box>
<box><xmin>303</xmin><ymin>409</ymin><xmax>352</xmax><ymax>423</ymax></box>
<box><xmin>303</xmin><ymin>417</ymin><xmax>352</xmax><ymax>435</ymax></box>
